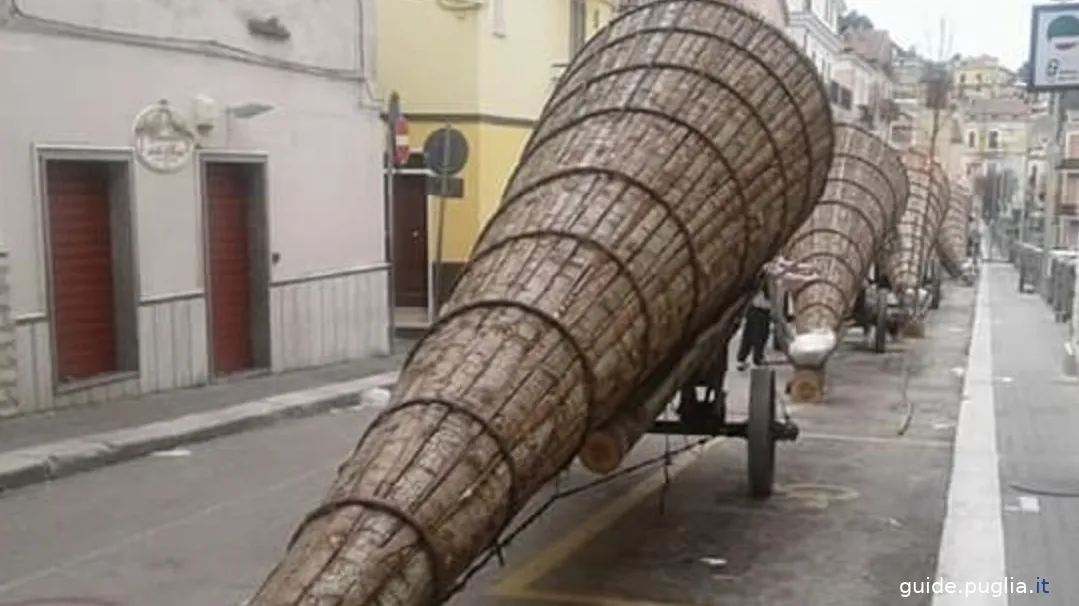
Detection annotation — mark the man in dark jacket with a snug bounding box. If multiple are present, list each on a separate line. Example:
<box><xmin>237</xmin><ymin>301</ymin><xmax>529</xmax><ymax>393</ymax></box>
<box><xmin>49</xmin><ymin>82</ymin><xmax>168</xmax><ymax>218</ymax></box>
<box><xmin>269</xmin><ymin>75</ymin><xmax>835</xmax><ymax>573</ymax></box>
<box><xmin>736</xmin><ymin>280</ymin><xmax>772</xmax><ymax>370</ymax></box>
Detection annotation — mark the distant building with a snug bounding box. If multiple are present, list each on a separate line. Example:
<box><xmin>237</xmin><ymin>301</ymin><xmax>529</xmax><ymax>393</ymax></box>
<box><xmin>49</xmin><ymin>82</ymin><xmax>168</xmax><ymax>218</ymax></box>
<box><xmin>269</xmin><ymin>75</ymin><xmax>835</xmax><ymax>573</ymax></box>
<box><xmin>886</xmin><ymin>50</ymin><xmax>967</xmax><ymax>181</ymax></box>
<box><xmin>953</xmin><ymin>55</ymin><xmax>1016</xmax><ymax>100</ymax></box>
<box><xmin>832</xmin><ymin>29</ymin><xmax>897</xmax><ymax>137</ymax></box>
<box><xmin>377</xmin><ymin>0</ymin><xmax>619</xmax><ymax>324</ymax></box>
<box><xmin>785</xmin><ymin>0</ymin><xmax>845</xmax><ymax>82</ymax></box>
<box><xmin>961</xmin><ymin>97</ymin><xmax>1031</xmax><ymax>218</ymax></box>
<box><xmin>0</xmin><ymin>0</ymin><xmax>388</xmax><ymax>416</ymax></box>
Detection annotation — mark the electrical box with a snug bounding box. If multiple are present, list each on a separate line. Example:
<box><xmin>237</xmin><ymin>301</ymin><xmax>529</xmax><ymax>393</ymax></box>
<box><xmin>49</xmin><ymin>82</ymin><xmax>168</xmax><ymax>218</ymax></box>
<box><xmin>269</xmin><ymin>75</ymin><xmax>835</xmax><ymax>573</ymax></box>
<box><xmin>192</xmin><ymin>95</ymin><xmax>217</xmax><ymax>131</ymax></box>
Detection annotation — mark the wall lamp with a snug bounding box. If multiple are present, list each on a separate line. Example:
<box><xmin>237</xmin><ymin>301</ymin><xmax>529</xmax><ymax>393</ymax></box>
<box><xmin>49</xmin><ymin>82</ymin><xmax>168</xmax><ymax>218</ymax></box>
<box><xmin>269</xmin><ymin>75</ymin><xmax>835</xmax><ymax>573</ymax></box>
<box><xmin>227</xmin><ymin>101</ymin><xmax>276</xmax><ymax>119</ymax></box>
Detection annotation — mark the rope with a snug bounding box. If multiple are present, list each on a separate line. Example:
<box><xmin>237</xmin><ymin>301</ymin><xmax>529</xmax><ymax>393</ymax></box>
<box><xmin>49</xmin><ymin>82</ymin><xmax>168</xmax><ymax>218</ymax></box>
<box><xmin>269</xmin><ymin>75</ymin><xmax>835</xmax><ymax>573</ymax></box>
<box><xmin>441</xmin><ymin>436</ymin><xmax>709</xmax><ymax>598</ymax></box>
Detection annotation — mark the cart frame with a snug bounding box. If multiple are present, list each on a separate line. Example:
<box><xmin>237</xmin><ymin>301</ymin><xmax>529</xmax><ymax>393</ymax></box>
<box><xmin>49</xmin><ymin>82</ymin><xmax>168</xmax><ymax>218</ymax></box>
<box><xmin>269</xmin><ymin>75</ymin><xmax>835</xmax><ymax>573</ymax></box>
<box><xmin>645</xmin><ymin>302</ymin><xmax>799</xmax><ymax>499</ymax></box>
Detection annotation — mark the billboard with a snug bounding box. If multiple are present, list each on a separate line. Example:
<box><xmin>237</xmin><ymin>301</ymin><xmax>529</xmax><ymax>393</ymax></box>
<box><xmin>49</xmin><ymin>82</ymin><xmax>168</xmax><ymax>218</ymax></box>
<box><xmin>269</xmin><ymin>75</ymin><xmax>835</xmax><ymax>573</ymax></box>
<box><xmin>1029</xmin><ymin>2</ymin><xmax>1079</xmax><ymax>90</ymax></box>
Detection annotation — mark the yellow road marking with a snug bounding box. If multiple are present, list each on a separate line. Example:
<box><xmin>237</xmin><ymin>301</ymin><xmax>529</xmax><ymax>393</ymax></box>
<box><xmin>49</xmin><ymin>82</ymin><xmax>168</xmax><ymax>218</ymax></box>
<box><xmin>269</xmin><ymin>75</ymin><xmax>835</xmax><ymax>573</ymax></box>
<box><xmin>800</xmin><ymin>432</ymin><xmax>951</xmax><ymax>448</ymax></box>
<box><xmin>489</xmin><ymin>431</ymin><xmax>928</xmax><ymax>604</ymax></box>
<box><xmin>499</xmin><ymin>589</ymin><xmax>703</xmax><ymax>606</ymax></box>
<box><xmin>489</xmin><ymin>438</ymin><xmax>724</xmax><ymax>597</ymax></box>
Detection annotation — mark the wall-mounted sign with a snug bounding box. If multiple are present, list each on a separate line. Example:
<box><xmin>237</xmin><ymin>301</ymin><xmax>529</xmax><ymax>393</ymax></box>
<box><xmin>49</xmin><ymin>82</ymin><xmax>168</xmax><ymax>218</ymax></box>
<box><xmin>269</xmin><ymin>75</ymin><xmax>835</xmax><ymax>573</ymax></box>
<box><xmin>1028</xmin><ymin>3</ymin><xmax>1079</xmax><ymax>91</ymax></box>
<box><xmin>132</xmin><ymin>100</ymin><xmax>196</xmax><ymax>174</ymax></box>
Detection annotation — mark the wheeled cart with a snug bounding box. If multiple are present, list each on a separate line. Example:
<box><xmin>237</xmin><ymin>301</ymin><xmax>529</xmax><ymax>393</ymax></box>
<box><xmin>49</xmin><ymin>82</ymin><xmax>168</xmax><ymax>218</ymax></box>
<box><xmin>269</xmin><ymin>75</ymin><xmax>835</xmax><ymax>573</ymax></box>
<box><xmin>646</xmin><ymin>321</ymin><xmax>799</xmax><ymax>499</ymax></box>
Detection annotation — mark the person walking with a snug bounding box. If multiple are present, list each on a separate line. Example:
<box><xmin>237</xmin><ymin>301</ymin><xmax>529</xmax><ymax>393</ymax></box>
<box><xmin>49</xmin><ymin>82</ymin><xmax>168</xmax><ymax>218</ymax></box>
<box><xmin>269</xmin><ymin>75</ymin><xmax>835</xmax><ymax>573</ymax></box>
<box><xmin>736</xmin><ymin>279</ymin><xmax>772</xmax><ymax>371</ymax></box>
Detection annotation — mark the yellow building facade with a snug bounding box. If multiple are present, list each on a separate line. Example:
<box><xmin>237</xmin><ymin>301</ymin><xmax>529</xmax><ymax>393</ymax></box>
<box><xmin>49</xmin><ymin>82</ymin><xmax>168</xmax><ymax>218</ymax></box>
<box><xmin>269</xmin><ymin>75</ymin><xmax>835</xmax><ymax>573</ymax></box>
<box><xmin>378</xmin><ymin>0</ymin><xmax>615</xmax><ymax>315</ymax></box>
<box><xmin>952</xmin><ymin>55</ymin><xmax>1015</xmax><ymax>100</ymax></box>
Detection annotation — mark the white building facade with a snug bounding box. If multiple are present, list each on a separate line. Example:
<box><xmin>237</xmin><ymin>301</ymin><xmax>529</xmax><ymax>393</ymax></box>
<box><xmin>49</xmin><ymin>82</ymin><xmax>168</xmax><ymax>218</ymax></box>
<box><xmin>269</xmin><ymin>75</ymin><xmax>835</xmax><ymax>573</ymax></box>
<box><xmin>0</xmin><ymin>0</ymin><xmax>389</xmax><ymax>416</ymax></box>
<box><xmin>785</xmin><ymin>0</ymin><xmax>844</xmax><ymax>82</ymax></box>
<box><xmin>831</xmin><ymin>51</ymin><xmax>892</xmax><ymax>134</ymax></box>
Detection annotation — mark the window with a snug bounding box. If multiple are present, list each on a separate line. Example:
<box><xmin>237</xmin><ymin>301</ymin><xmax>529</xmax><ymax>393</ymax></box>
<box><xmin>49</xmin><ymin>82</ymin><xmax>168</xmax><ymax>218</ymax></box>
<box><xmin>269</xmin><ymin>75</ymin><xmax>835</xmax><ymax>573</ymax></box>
<box><xmin>492</xmin><ymin>0</ymin><xmax>506</xmax><ymax>37</ymax></box>
<box><xmin>988</xmin><ymin>130</ymin><xmax>1000</xmax><ymax>149</ymax></box>
<box><xmin>959</xmin><ymin>74</ymin><xmax>966</xmax><ymax>84</ymax></box>
<box><xmin>967</xmin><ymin>131</ymin><xmax>976</xmax><ymax>148</ymax></box>
<box><xmin>804</xmin><ymin>0</ymin><xmax>811</xmax><ymax>11</ymax></box>
<box><xmin>890</xmin><ymin>124</ymin><xmax>913</xmax><ymax>146</ymax></box>
<box><xmin>839</xmin><ymin>86</ymin><xmax>852</xmax><ymax>110</ymax></box>
<box><xmin>570</xmin><ymin>0</ymin><xmax>587</xmax><ymax>56</ymax></box>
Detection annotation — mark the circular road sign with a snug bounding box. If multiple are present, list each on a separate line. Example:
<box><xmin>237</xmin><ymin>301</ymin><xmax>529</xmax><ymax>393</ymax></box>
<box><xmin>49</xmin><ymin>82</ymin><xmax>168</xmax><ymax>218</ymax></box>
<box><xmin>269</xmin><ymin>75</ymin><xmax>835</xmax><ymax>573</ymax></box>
<box><xmin>423</xmin><ymin>127</ymin><xmax>469</xmax><ymax>176</ymax></box>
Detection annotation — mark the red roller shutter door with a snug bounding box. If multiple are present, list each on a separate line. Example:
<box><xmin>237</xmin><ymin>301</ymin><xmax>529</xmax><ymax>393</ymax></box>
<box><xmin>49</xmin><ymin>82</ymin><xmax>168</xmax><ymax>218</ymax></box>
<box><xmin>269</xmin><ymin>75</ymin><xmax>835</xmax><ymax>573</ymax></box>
<box><xmin>46</xmin><ymin>160</ymin><xmax>119</xmax><ymax>382</ymax></box>
<box><xmin>205</xmin><ymin>162</ymin><xmax>255</xmax><ymax>375</ymax></box>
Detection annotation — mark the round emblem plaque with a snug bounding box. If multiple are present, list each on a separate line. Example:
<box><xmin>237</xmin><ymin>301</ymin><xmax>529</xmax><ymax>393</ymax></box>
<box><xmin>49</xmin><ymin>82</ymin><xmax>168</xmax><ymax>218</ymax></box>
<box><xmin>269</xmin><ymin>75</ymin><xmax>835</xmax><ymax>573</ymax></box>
<box><xmin>132</xmin><ymin>100</ymin><xmax>196</xmax><ymax>174</ymax></box>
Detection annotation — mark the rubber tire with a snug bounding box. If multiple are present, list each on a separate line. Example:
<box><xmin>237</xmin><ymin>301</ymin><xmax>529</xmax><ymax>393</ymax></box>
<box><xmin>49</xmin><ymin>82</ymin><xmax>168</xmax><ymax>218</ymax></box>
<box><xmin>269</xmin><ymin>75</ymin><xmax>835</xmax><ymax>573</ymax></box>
<box><xmin>772</xmin><ymin>328</ymin><xmax>787</xmax><ymax>353</ymax></box>
<box><xmin>873</xmin><ymin>293</ymin><xmax>887</xmax><ymax>354</ymax></box>
<box><xmin>747</xmin><ymin>367</ymin><xmax>777</xmax><ymax>499</ymax></box>
<box><xmin>929</xmin><ymin>274</ymin><xmax>942</xmax><ymax>310</ymax></box>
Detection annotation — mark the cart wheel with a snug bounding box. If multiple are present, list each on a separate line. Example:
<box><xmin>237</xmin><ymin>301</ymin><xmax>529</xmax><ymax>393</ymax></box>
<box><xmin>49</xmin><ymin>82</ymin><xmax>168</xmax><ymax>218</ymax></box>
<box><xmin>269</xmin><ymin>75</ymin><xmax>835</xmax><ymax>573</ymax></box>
<box><xmin>873</xmin><ymin>297</ymin><xmax>887</xmax><ymax>353</ymax></box>
<box><xmin>747</xmin><ymin>367</ymin><xmax>777</xmax><ymax>499</ymax></box>
<box><xmin>772</xmin><ymin>327</ymin><xmax>787</xmax><ymax>353</ymax></box>
<box><xmin>929</xmin><ymin>276</ymin><xmax>942</xmax><ymax>310</ymax></box>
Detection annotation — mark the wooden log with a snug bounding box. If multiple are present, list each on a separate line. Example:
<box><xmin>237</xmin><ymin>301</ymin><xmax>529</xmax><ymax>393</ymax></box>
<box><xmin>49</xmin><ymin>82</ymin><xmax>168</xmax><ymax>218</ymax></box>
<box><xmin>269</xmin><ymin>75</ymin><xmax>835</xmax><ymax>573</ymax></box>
<box><xmin>937</xmin><ymin>182</ymin><xmax>973</xmax><ymax>280</ymax></box>
<box><xmin>788</xmin><ymin>367</ymin><xmax>825</xmax><ymax>403</ymax></box>
<box><xmin>247</xmin><ymin>1</ymin><xmax>834</xmax><ymax>604</ymax></box>
<box><xmin>885</xmin><ymin>148</ymin><xmax>950</xmax><ymax>309</ymax></box>
<box><xmin>904</xmin><ymin>319</ymin><xmax>926</xmax><ymax>338</ymax></box>
<box><xmin>576</xmin><ymin>294</ymin><xmax>748</xmax><ymax>474</ymax></box>
<box><xmin>783</xmin><ymin>123</ymin><xmax>909</xmax><ymax>368</ymax></box>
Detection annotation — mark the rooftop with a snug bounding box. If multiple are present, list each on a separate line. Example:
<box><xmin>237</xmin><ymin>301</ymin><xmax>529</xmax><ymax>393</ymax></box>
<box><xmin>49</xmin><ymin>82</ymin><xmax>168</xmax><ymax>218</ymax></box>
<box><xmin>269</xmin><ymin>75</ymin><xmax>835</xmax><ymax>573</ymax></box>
<box><xmin>966</xmin><ymin>96</ymin><xmax>1030</xmax><ymax>118</ymax></box>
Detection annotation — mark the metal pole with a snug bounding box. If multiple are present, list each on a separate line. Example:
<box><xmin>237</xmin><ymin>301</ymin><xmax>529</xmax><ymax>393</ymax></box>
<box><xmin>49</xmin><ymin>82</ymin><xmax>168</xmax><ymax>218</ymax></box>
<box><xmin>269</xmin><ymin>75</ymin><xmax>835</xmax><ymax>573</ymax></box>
<box><xmin>384</xmin><ymin>94</ymin><xmax>400</xmax><ymax>355</ymax></box>
<box><xmin>432</xmin><ymin>123</ymin><xmax>451</xmax><ymax>317</ymax></box>
<box><xmin>1019</xmin><ymin>142</ymin><xmax>1031</xmax><ymax>246</ymax></box>
<box><xmin>1042</xmin><ymin>91</ymin><xmax>1063</xmax><ymax>295</ymax></box>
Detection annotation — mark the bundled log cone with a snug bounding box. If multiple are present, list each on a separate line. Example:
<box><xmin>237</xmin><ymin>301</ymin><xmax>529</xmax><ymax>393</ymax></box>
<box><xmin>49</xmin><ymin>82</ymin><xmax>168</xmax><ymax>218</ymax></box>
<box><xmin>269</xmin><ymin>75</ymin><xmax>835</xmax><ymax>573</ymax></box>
<box><xmin>885</xmin><ymin>148</ymin><xmax>950</xmax><ymax>295</ymax></box>
<box><xmin>938</xmin><ymin>182</ymin><xmax>973</xmax><ymax>279</ymax></box>
<box><xmin>247</xmin><ymin>1</ymin><xmax>833</xmax><ymax>604</ymax></box>
<box><xmin>783</xmin><ymin>123</ymin><xmax>909</xmax><ymax>368</ymax></box>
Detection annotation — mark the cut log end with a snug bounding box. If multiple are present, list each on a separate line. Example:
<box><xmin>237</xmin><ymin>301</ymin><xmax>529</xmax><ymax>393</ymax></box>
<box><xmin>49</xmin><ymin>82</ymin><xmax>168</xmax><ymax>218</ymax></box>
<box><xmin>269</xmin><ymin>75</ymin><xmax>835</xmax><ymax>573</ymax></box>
<box><xmin>577</xmin><ymin>426</ymin><xmax>630</xmax><ymax>475</ymax></box>
<box><xmin>788</xmin><ymin>368</ymin><xmax>825</xmax><ymax>404</ymax></box>
<box><xmin>903</xmin><ymin>321</ymin><xmax>926</xmax><ymax>339</ymax></box>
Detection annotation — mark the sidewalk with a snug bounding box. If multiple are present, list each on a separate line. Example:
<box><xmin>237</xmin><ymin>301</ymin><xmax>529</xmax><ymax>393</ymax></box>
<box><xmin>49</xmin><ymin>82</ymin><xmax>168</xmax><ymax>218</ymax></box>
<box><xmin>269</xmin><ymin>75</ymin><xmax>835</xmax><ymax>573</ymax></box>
<box><xmin>935</xmin><ymin>261</ymin><xmax>1079</xmax><ymax>603</ymax></box>
<box><xmin>0</xmin><ymin>340</ymin><xmax>411</xmax><ymax>493</ymax></box>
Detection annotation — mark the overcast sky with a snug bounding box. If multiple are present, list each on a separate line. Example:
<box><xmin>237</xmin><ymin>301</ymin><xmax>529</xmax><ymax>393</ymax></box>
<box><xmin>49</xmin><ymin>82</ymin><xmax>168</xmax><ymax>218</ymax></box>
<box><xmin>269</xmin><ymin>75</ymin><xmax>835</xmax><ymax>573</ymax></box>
<box><xmin>847</xmin><ymin>0</ymin><xmax>1035</xmax><ymax>69</ymax></box>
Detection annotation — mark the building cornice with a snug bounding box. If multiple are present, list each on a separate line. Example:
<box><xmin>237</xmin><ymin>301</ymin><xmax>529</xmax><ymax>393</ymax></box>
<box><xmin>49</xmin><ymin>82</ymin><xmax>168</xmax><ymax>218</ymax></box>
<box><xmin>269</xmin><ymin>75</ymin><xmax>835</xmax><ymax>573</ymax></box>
<box><xmin>787</xmin><ymin>11</ymin><xmax>842</xmax><ymax>53</ymax></box>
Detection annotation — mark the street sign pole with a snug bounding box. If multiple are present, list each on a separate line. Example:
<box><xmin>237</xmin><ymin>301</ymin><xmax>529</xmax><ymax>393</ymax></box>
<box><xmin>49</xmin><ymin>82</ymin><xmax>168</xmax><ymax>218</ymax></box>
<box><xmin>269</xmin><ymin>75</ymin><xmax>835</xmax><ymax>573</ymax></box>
<box><xmin>433</xmin><ymin>122</ymin><xmax>452</xmax><ymax>317</ymax></box>
<box><xmin>385</xmin><ymin>92</ymin><xmax>401</xmax><ymax>353</ymax></box>
<box><xmin>421</xmin><ymin>124</ymin><xmax>471</xmax><ymax>319</ymax></box>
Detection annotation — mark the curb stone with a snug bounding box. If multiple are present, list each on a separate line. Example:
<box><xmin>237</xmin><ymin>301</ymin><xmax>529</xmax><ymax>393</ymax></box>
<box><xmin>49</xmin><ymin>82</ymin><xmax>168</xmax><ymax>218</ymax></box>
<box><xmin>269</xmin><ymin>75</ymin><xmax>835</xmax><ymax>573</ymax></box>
<box><xmin>0</xmin><ymin>370</ymin><xmax>399</xmax><ymax>494</ymax></box>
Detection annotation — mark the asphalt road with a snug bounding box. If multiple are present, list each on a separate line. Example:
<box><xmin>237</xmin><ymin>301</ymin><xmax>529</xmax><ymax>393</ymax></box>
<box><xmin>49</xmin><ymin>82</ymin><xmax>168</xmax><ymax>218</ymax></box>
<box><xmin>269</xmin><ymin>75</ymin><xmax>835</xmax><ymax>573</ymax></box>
<box><xmin>0</xmin><ymin>284</ymin><xmax>975</xmax><ymax>606</ymax></box>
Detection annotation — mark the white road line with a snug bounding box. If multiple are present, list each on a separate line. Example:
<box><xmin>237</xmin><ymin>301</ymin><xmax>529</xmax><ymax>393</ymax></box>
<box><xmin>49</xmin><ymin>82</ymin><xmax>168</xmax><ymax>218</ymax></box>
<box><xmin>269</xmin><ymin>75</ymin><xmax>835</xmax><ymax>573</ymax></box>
<box><xmin>1018</xmin><ymin>496</ymin><xmax>1041</xmax><ymax>514</ymax></box>
<box><xmin>933</xmin><ymin>273</ymin><xmax>1009</xmax><ymax>605</ymax></box>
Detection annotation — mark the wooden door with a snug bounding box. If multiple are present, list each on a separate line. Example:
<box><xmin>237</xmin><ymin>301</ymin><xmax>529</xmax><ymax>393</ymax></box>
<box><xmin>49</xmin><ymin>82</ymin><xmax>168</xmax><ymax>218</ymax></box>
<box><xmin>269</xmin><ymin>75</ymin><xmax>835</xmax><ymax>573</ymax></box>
<box><xmin>205</xmin><ymin>162</ymin><xmax>255</xmax><ymax>376</ymax></box>
<box><xmin>392</xmin><ymin>174</ymin><xmax>429</xmax><ymax>308</ymax></box>
<box><xmin>46</xmin><ymin>160</ymin><xmax>120</xmax><ymax>382</ymax></box>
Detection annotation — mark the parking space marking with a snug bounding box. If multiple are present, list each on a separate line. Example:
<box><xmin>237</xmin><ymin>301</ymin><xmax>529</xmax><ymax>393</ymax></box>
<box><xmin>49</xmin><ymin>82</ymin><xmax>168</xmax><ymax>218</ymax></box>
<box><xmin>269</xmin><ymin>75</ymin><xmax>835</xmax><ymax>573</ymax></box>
<box><xmin>489</xmin><ymin>438</ymin><xmax>724</xmax><ymax>600</ymax></box>
<box><xmin>774</xmin><ymin>483</ymin><xmax>859</xmax><ymax>509</ymax></box>
<box><xmin>1004</xmin><ymin>496</ymin><xmax>1040</xmax><ymax>514</ymax></box>
<box><xmin>800</xmin><ymin>432</ymin><xmax>952</xmax><ymax>448</ymax></box>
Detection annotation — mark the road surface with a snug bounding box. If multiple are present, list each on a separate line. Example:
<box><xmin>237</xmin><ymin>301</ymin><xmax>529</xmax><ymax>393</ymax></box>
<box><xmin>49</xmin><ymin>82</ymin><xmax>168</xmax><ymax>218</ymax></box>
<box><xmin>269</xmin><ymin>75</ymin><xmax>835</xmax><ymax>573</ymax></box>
<box><xmin>0</xmin><ymin>283</ymin><xmax>976</xmax><ymax>606</ymax></box>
